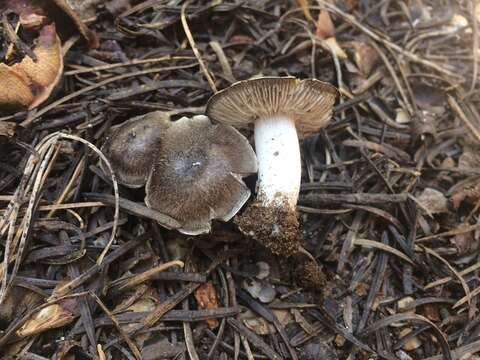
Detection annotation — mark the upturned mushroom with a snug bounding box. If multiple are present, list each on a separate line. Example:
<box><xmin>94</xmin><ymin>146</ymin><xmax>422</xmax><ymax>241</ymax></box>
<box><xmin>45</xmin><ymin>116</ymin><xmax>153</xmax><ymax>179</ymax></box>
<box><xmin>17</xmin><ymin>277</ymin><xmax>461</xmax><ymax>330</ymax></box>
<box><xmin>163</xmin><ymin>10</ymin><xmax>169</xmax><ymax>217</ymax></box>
<box><xmin>101</xmin><ymin>111</ymin><xmax>171</xmax><ymax>188</ymax></box>
<box><xmin>101</xmin><ymin>112</ymin><xmax>257</xmax><ymax>235</ymax></box>
<box><xmin>206</xmin><ymin>77</ymin><xmax>338</xmax><ymax>255</ymax></box>
<box><xmin>146</xmin><ymin>115</ymin><xmax>257</xmax><ymax>235</ymax></box>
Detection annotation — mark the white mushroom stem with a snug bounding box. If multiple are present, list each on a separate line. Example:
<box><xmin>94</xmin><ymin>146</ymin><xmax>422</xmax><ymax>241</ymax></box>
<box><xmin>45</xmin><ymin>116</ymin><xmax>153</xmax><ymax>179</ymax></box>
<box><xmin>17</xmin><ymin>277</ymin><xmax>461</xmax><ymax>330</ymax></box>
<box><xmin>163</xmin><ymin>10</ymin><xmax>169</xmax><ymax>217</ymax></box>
<box><xmin>254</xmin><ymin>115</ymin><xmax>301</xmax><ymax>210</ymax></box>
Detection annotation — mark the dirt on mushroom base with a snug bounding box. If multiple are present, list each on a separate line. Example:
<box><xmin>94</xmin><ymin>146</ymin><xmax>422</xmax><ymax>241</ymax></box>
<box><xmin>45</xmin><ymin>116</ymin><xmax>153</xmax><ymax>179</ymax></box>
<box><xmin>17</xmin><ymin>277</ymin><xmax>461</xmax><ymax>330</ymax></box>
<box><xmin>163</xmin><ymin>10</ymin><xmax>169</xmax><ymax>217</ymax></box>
<box><xmin>234</xmin><ymin>197</ymin><xmax>300</xmax><ymax>256</ymax></box>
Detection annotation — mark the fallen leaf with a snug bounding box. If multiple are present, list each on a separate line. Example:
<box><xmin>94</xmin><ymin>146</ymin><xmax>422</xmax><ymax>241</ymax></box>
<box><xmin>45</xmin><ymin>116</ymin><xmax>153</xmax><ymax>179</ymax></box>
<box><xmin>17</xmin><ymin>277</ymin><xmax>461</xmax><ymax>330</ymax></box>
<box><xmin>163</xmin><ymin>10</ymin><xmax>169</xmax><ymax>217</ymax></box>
<box><xmin>13</xmin><ymin>24</ymin><xmax>63</xmax><ymax>110</ymax></box>
<box><xmin>0</xmin><ymin>23</ymin><xmax>63</xmax><ymax>111</ymax></box>
<box><xmin>316</xmin><ymin>10</ymin><xmax>335</xmax><ymax>39</ymax></box>
<box><xmin>194</xmin><ymin>282</ymin><xmax>219</xmax><ymax>329</ymax></box>
<box><xmin>17</xmin><ymin>299</ymin><xmax>78</xmax><ymax>337</ymax></box>
<box><xmin>0</xmin><ymin>65</ymin><xmax>34</xmax><ymax>110</ymax></box>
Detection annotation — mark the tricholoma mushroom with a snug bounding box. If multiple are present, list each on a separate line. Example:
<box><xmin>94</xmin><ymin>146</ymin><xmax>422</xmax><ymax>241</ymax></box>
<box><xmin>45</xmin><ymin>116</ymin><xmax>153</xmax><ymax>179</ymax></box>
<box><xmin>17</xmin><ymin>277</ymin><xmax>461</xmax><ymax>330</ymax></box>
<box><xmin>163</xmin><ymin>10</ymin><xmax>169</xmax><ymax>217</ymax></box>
<box><xmin>101</xmin><ymin>111</ymin><xmax>171</xmax><ymax>188</ymax></box>
<box><xmin>101</xmin><ymin>112</ymin><xmax>257</xmax><ymax>235</ymax></box>
<box><xmin>206</xmin><ymin>77</ymin><xmax>338</xmax><ymax>255</ymax></box>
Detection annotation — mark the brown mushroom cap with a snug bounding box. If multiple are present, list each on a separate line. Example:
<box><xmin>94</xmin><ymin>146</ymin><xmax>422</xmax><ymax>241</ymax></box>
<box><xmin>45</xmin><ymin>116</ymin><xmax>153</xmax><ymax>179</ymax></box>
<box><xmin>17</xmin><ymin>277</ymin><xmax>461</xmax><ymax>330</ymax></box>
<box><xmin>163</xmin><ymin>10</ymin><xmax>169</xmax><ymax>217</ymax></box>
<box><xmin>101</xmin><ymin>111</ymin><xmax>171</xmax><ymax>188</ymax></box>
<box><xmin>206</xmin><ymin>77</ymin><xmax>338</xmax><ymax>138</ymax></box>
<box><xmin>145</xmin><ymin>115</ymin><xmax>257</xmax><ymax>235</ymax></box>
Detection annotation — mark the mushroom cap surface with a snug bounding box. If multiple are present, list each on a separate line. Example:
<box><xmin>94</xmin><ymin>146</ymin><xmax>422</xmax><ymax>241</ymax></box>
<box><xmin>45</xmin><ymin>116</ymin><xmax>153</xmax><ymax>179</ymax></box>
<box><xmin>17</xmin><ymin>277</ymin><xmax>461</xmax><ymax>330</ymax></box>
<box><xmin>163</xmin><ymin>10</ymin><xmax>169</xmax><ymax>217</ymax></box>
<box><xmin>146</xmin><ymin>115</ymin><xmax>257</xmax><ymax>235</ymax></box>
<box><xmin>206</xmin><ymin>77</ymin><xmax>338</xmax><ymax>138</ymax></box>
<box><xmin>101</xmin><ymin>111</ymin><xmax>170</xmax><ymax>188</ymax></box>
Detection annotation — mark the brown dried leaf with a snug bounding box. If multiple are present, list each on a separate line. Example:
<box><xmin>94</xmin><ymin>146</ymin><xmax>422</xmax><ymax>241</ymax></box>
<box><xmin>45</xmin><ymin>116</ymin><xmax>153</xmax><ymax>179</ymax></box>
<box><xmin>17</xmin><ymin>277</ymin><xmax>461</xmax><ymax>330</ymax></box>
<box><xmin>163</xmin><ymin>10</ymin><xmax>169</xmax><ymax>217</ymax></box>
<box><xmin>0</xmin><ymin>23</ymin><xmax>63</xmax><ymax>111</ymax></box>
<box><xmin>0</xmin><ymin>64</ymin><xmax>34</xmax><ymax>110</ymax></box>
<box><xmin>17</xmin><ymin>299</ymin><xmax>78</xmax><ymax>337</ymax></box>
<box><xmin>13</xmin><ymin>24</ymin><xmax>63</xmax><ymax>109</ymax></box>
<box><xmin>194</xmin><ymin>282</ymin><xmax>219</xmax><ymax>329</ymax></box>
<box><xmin>316</xmin><ymin>10</ymin><xmax>335</xmax><ymax>39</ymax></box>
<box><xmin>6</xmin><ymin>0</ymin><xmax>98</xmax><ymax>47</ymax></box>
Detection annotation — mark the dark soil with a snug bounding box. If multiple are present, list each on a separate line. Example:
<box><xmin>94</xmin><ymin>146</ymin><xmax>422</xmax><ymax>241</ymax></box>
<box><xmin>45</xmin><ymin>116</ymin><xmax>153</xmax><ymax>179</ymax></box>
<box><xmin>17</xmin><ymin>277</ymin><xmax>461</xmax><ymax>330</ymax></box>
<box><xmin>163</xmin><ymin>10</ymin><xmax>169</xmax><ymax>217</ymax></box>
<box><xmin>235</xmin><ymin>199</ymin><xmax>300</xmax><ymax>256</ymax></box>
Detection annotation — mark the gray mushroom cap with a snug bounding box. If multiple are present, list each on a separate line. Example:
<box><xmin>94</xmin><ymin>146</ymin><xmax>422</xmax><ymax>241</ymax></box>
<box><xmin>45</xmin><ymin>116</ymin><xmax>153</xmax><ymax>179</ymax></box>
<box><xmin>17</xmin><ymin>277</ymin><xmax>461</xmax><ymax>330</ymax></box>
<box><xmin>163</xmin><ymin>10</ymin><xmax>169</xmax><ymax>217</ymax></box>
<box><xmin>101</xmin><ymin>111</ymin><xmax>170</xmax><ymax>188</ymax></box>
<box><xmin>206</xmin><ymin>77</ymin><xmax>338</xmax><ymax>138</ymax></box>
<box><xmin>146</xmin><ymin>115</ymin><xmax>257</xmax><ymax>235</ymax></box>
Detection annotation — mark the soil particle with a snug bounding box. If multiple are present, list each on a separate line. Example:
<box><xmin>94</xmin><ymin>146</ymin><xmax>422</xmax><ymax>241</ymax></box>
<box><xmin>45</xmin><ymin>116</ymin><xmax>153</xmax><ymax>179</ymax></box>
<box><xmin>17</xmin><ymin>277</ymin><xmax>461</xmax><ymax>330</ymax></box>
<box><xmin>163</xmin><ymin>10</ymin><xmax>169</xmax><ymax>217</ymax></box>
<box><xmin>235</xmin><ymin>200</ymin><xmax>300</xmax><ymax>256</ymax></box>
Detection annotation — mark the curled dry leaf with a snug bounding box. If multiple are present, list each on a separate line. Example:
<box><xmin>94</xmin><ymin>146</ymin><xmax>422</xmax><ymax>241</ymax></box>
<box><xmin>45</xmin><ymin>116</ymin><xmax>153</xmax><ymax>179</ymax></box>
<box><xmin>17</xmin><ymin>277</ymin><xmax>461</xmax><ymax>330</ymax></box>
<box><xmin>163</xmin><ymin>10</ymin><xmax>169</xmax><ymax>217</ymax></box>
<box><xmin>5</xmin><ymin>0</ymin><xmax>98</xmax><ymax>47</ymax></box>
<box><xmin>0</xmin><ymin>24</ymin><xmax>63</xmax><ymax>111</ymax></box>
<box><xmin>17</xmin><ymin>298</ymin><xmax>78</xmax><ymax>337</ymax></box>
<box><xmin>316</xmin><ymin>10</ymin><xmax>335</xmax><ymax>39</ymax></box>
<box><xmin>194</xmin><ymin>282</ymin><xmax>219</xmax><ymax>329</ymax></box>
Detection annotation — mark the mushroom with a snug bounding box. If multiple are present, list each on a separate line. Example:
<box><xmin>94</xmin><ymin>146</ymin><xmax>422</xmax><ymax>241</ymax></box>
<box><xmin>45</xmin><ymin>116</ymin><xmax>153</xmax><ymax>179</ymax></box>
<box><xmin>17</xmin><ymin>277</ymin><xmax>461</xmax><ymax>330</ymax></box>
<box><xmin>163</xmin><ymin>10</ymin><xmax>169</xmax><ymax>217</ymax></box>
<box><xmin>101</xmin><ymin>111</ymin><xmax>171</xmax><ymax>188</ymax></box>
<box><xmin>206</xmin><ymin>77</ymin><xmax>338</xmax><ymax>255</ymax></box>
<box><xmin>146</xmin><ymin>115</ymin><xmax>257</xmax><ymax>235</ymax></box>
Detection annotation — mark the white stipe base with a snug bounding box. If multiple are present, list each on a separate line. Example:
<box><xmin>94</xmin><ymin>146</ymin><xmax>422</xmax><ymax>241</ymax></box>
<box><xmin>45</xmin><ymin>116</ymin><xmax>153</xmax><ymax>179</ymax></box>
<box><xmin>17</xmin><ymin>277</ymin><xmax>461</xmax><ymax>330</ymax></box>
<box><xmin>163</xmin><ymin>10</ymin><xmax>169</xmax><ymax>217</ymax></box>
<box><xmin>254</xmin><ymin>115</ymin><xmax>301</xmax><ymax>209</ymax></box>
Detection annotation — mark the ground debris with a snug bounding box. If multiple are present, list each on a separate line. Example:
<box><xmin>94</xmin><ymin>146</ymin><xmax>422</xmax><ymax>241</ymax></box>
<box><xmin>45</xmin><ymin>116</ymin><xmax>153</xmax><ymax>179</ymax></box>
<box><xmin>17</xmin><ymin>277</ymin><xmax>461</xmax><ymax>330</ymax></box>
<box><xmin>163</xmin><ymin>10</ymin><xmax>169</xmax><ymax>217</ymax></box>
<box><xmin>1</xmin><ymin>0</ymin><xmax>479</xmax><ymax>359</ymax></box>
